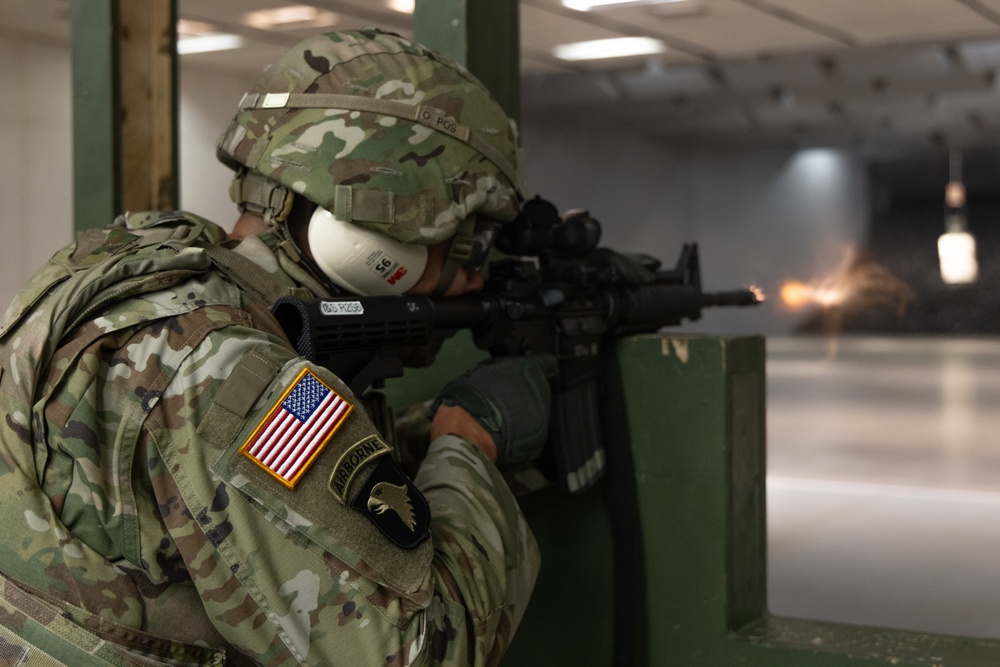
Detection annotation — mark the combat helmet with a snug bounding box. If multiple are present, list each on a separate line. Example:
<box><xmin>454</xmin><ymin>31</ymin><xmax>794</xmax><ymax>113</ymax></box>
<box><xmin>217</xmin><ymin>28</ymin><xmax>524</xmax><ymax>296</ymax></box>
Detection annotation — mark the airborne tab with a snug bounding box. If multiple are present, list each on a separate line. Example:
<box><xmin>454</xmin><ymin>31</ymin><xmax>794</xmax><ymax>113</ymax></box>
<box><xmin>328</xmin><ymin>436</ymin><xmax>430</xmax><ymax>550</ymax></box>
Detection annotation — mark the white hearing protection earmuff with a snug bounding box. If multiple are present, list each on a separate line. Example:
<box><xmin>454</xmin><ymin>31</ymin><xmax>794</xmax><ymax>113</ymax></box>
<box><xmin>307</xmin><ymin>206</ymin><xmax>427</xmax><ymax>296</ymax></box>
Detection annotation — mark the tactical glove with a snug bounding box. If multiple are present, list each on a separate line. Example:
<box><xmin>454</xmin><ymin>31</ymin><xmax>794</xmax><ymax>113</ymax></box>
<box><xmin>432</xmin><ymin>355</ymin><xmax>556</xmax><ymax>466</ymax></box>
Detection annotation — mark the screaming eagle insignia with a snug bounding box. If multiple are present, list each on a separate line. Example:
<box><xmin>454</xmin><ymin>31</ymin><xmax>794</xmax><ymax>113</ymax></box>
<box><xmin>368</xmin><ymin>482</ymin><xmax>416</xmax><ymax>530</ymax></box>
<box><xmin>331</xmin><ymin>437</ymin><xmax>431</xmax><ymax>549</ymax></box>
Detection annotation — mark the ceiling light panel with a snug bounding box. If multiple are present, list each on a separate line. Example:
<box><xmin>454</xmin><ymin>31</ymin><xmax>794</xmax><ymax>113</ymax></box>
<box><xmin>243</xmin><ymin>5</ymin><xmax>338</xmax><ymax>30</ymax></box>
<box><xmin>177</xmin><ymin>34</ymin><xmax>247</xmax><ymax>54</ymax></box>
<box><xmin>387</xmin><ymin>0</ymin><xmax>415</xmax><ymax>13</ymax></box>
<box><xmin>562</xmin><ymin>0</ymin><xmax>689</xmax><ymax>11</ymax></box>
<box><xmin>646</xmin><ymin>0</ymin><xmax>706</xmax><ymax>18</ymax></box>
<box><xmin>522</xmin><ymin>2</ymin><xmax>630</xmax><ymax>64</ymax></box>
<box><xmin>553</xmin><ymin>36</ymin><xmax>666</xmax><ymax>61</ymax></box>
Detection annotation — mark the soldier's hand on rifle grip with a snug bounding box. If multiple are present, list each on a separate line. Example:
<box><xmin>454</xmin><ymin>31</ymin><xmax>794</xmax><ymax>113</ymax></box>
<box><xmin>430</xmin><ymin>355</ymin><xmax>557</xmax><ymax>467</ymax></box>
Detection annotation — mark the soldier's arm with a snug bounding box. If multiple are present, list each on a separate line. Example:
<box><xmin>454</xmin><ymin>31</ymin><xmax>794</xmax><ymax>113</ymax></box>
<box><xmin>144</xmin><ymin>324</ymin><xmax>539</xmax><ymax>666</ymax></box>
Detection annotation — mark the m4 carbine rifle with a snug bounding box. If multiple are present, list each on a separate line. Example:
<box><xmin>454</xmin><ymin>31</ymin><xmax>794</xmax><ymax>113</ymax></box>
<box><xmin>271</xmin><ymin>196</ymin><xmax>760</xmax><ymax>494</ymax></box>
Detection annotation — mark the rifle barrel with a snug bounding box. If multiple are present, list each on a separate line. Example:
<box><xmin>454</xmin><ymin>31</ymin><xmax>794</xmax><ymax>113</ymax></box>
<box><xmin>701</xmin><ymin>289</ymin><xmax>762</xmax><ymax>308</ymax></box>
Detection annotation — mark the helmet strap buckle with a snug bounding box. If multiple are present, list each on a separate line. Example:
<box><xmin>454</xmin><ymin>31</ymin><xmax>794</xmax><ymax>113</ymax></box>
<box><xmin>230</xmin><ymin>172</ymin><xmax>294</xmax><ymax>223</ymax></box>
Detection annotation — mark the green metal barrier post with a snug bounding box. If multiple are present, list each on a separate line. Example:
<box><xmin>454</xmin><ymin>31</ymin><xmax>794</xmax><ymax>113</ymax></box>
<box><xmin>413</xmin><ymin>0</ymin><xmax>520</xmax><ymax>124</ymax></box>
<box><xmin>72</xmin><ymin>0</ymin><xmax>119</xmax><ymax>232</ymax></box>
<box><xmin>500</xmin><ymin>333</ymin><xmax>1000</xmax><ymax>665</ymax></box>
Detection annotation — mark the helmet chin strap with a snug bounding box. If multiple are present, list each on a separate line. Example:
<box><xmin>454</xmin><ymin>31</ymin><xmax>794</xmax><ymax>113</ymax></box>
<box><xmin>230</xmin><ymin>172</ymin><xmax>339</xmax><ymax>298</ymax></box>
<box><xmin>272</xmin><ymin>218</ymin><xmax>343</xmax><ymax>299</ymax></box>
<box><xmin>232</xmin><ymin>171</ymin><xmax>482</xmax><ymax>298</ymax></box>
<box><xmin>432</xmin><ymin>217</ymin><xmax>477</xmax><ymax>296</ymax></box>
<box><xmin>274</xmin><ymin>243</ymin><xmax>338</xmax><ymax>298</ymax></box>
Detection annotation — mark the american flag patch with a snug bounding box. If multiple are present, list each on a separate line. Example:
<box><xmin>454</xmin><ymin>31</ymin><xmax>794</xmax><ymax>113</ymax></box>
<box><xmin>240</xmin><ymin>368</ymin><xmax>352</xmax><ymax>488</ymax></box>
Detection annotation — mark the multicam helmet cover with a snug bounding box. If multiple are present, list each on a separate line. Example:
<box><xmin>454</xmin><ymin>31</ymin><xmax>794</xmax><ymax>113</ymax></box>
<box><xmin>217</xmin><ymin>28</ymin><xmax>523</xmax><ymax>246</ymax></box>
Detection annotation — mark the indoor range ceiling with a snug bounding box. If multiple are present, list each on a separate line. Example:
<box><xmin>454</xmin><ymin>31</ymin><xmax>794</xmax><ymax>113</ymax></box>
<box><xmin>7</xmin><ymin>0</ymin><xmax>1000</xmax><ymax>152</ymax></box>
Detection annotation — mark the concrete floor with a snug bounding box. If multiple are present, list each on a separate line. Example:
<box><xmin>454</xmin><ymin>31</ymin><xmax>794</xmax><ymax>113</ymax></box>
<box><xmin>766</xmin><ymin>336</ymin><xmax>1000</xmax><ymax>639</ymax></box>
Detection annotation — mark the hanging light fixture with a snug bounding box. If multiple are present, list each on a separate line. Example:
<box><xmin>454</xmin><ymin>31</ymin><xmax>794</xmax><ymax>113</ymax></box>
<box><xmin>937</xmin><ymin>150</ymin><xmax>979</xmax><ymax>285</ymax></box>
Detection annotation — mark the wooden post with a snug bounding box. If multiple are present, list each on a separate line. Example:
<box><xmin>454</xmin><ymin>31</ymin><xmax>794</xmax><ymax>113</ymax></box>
<box><xmin>119</xmin><ymin>0</ymin><xmax>178</xmax><ymax>214</ymax></box>
<box><xmin>72</xmin><ymin>0</ymin><xmax>177</xmax><ymax>233</ymax></box>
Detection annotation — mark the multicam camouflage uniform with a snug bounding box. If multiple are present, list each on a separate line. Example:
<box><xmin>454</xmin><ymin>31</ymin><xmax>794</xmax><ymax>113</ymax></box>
<box><xmin>0</xmin><ymin>29</ymin><xmax>539</xmax><ymax>667</ymax></box>
<box><xmin>0</xmin><ymin>210</ymin><xmax>538</xmax><ymax>666</ymax></box>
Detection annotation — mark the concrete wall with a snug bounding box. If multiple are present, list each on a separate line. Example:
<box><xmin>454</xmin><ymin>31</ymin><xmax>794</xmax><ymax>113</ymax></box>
<box><xmin>0</xmin><ymin>33</ymin><xmax>870</xmax><ymax>339</ymax></box>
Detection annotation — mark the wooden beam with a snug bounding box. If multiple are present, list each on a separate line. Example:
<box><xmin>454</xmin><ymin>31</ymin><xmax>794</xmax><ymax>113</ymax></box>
<box><xmin>72</xmin><ymin>0</ymin><xmax>177</xmax><ymax>233</ymax></box>
<box><xmin>119</xmin><ymin>0</ymin><xmax>178</xmax><ymax>213</ymax></box>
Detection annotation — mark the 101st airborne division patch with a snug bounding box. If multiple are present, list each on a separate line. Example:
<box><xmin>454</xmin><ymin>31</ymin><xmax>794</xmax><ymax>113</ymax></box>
<box><xmin>329</xmin><ymin>435</ymin><xmax>430</xmax><ymax>550</ymax></box>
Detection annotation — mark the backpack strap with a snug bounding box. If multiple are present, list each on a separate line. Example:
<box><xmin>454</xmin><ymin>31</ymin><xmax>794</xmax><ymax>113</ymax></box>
<box><xmin>201</xmin><ymin>243</ymin><xmax>310</xmax><ymax>305</ymax></box>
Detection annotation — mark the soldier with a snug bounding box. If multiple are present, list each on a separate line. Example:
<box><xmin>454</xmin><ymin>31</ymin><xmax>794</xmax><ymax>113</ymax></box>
<box><xmin>0</xmin><ymin>29</ymin><xmax>547</xmax><ymax>666</ymax></box>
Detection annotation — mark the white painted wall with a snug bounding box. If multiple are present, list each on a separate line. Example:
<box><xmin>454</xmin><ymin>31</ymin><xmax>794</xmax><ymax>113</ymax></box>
<box><xmin>522</xmin><ymin>115</ymin><xmax>869</xmax><ymax>336</ymax></box>
<box><xmin>0</xmin><ymin>41</ymin><xmax>257</xmax><ymax>313</ymax></box>
<box><xmin>0</xmin><ymin>35</ymin><xmax>72</xmax><ymax>315</ymax></box>
<box><xmin>0</xmin><ymin>33</ymin><xmax>869</xmax><ymax>338</ymax></box>
<box><xmin>178</xmin><ymin>65</ymin><xmax>257</xmax><ymax>228</ymax></box>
